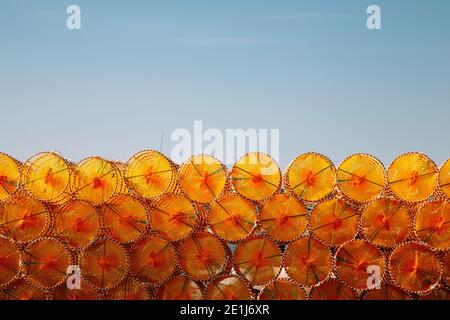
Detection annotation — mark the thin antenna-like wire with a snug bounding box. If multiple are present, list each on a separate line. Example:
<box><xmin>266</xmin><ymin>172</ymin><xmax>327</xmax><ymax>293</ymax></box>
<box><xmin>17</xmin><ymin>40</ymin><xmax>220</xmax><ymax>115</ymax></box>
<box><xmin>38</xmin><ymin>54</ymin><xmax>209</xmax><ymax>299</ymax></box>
<box><xmin>159</xmin><ymin>131</ymin><xmax>165</xmax><ymax>153</ymax></box>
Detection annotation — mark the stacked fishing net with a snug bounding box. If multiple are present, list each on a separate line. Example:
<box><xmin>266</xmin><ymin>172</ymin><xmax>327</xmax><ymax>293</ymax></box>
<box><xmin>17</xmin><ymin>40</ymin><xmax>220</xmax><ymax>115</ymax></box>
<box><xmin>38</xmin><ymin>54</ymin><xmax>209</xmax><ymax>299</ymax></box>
<box><xmin>0</xmin><ymin>151</ymin><xmax>449</xmax><ymax>300</ymax></box>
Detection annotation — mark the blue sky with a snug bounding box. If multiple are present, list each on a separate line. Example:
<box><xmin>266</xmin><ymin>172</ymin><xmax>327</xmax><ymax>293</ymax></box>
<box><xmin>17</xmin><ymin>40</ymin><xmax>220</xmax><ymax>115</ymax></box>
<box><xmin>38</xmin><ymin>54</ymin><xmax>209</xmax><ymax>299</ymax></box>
<box><xmin>0</xmin><ymin>0</ymin><xmax>449</xmax><ymax>168</ymax></box>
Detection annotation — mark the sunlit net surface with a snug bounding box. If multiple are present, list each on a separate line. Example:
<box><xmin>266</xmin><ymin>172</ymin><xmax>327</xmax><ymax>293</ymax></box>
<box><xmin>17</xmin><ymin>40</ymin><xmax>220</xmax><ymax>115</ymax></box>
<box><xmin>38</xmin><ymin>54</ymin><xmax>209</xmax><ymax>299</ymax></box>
<box><xmin>0</xmin><ymin>150</ymin><xmax>449</xmax><ymax>300</ymax></box>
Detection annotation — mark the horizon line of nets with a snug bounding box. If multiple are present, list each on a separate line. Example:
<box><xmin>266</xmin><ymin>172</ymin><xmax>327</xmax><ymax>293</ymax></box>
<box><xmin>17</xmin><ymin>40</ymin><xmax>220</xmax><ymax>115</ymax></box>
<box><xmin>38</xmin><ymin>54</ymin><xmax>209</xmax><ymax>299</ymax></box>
<box><xmin>0</xmin><ymin>150</ymin><xmax>449</xmax><ymax>300</ymax></box>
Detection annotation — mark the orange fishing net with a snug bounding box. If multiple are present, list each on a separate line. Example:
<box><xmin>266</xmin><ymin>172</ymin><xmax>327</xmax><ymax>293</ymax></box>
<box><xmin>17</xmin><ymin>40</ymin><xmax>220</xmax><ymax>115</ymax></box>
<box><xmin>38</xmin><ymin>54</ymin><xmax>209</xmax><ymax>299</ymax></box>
<box><xmin>284</xmin><ymin>153</ymin><xmax>336</xmax><ymax>202</ymax></box>
<box><xmin>22</xmin><ymin>152</ymin><xmax>71</xmax><ymax>203</ymax></box>
<box><xmin>179</xmin><ymin>155</ymin><xmax>228</xmax><ymax>203</ymax></box>
<box><xmin>362</xmin><ymin>198</ymin><xmax>410</xmax><ymax>247</ymax></box>
<box><xmin>389</xmin><ymin>242</ymin><xmax>442</xmax><ymax>293</ymax></box>
<box><xmin>233</xmin><ymin>237</ymin><xmax>282</xmax><ymax>285</ymax></box>
<box><xmin>0</xmin><ymin>150</ymin><xmax>448</xmax><ymax>300</ymax></box>
<box><xmin>284</xmin><ymin>236</ymin><xmax>332</xmax><ymax>286</ymax></box>
<box><xmin>179</xmin><ymin>232</ymin><xmax>229</xmax><ymax>281</ymax></box>
<box><xmin>388</xmin><ymin>153</ymin><xmax>438</xmax><ymax>203</ymax></box>
<box><xmin>130</xmin><ymin>236</ymin><xmax>176</xmax><ymax>284</ymax></box>
<box><xmin>337</xmin><ymin>154</ymin><xmax>385</xmax><ymax>203</ymax></box>
<box><xmin>309</xmin><ymin>198</ymin><xmax>359</xmax><ymax>246</ymax></box>
<box><xmin>259</xmin><ymin>194</ymin><xmax>308</xmax><ymax>242</ymax></box>
<box><xmin>231</xmin><ymin>153</ymin><xmax>281</xmax><ymax>201</ymax></box>
<box><xmin>335</xmin><ymin>240</ymin><xmax>386</xmax><ymax>290</ymax></box>
<box><xmin>22</xmin><ymin>238</ymin><xmax>71</xmax><ymax>289</ymax></box>
<box><xmin>208</xmin><ymin>193</ymin><xmax>257</xmax><ymax>242</ymax></box>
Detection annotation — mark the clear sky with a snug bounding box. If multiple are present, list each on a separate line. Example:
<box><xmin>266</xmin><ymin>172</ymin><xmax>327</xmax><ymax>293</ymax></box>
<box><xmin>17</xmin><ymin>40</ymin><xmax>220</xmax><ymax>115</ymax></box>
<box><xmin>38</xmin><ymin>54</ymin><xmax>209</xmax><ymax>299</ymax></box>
<box><xmin>1</xmin><ymin>0</ymin><xmax>449</xmax><ymax>169</ymax></box>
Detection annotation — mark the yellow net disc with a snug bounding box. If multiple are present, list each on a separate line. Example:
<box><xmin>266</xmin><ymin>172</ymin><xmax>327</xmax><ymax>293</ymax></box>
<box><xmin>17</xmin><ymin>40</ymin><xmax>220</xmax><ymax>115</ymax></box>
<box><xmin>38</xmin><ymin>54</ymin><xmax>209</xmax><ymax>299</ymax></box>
<box><xmin>55</xmin><ymin>200</ymin><xmax>100</xmax><ymax>249</ymax></box>
<box><xmin>337</xmin><ymin>154</ymin><xmax>385</xmax><ymax>202</ymax></box>
<box><xmin>23</xmin><ymin>238</ymin><xmax>71</xmax><ymax>289</ymax></box>
<box><xmin>389</xmin><ymin>242</ymin><xmax>441</xmax><ymax>293</ymax></box>
<box><xmin>310</xmin><ymin>198</ymin><xmax>359</xmax><ymax>247</ymax></box>
<box><xmin>0</xmin><ymin>153</ymin><xmax>20</xmax><ymax>201</ymax></box>
<box><xmin>231</xmin><ymin>153</ymin><xmax>281</xmax><ymax>201</ymax></box>
<box><xmin>362</xmin><ymin>198</ymin><xmax>410</xmax><ymax>247</ymax></box>
<box><xmin>130</xmin><ymin>236</ymin><xmax>176</xmax><ymax>284</ymax></box>
<box><xmin>205</xmin><ymin>275</ymin><xmax>253</xmax><ymax>300</ymax></box>
<box><xmin>0</xmin><ymin>194</ymin><xmax>49</xmax><ymax>242</ymax></box>
<box><xmin>439</xmin><ymin>158</ymin><xmax>450</xmax><ymax>199</ymax></box>
<box><xmin>258</xmin><ymin>279</ymin><xmax>307</xmax><ymax>300</ymax></box>
<box><xmin>284</xmin><ymin>152</ymin><xmax>336</xmax><ymax>202</ymax></box>
<box><xmin>309</xmin><ymin>279</ymin><xmax>356</xmax><ymax>300</ymax></box>
<box><xmin>125</xmin><ymin>150</ymin><xmax>176</xmax><ymax>199</ymax></box>
<box><xmin>158</xmin><ymin>276</ymin><xmax>203</xmax><ymax>300</ymax></box>
<box><xmin>179</xmin><ymin>232</ymin><xmax>228</xmax><ymax>281</ymax></box>
<box><xmin>387</xmin><ymin>153</ymin><xmax>438</xmax><ymax>202</ymax></box>
<box><xmin>284</xmin><ymin>236</ymin><xmax>332</xmax><ymax>286</ymax></box>
<box><xmin>73</xmin><ymin>157</ymin><xmax>122</xmax><ymax>204</ymax></box>
<box><xmin>80</xmin><ymin>238</ymin><xmax>129</xmax><ymax>289</ymax></box>
<box><xmin>233</xmin><ymin>237</ymin><xmax>282</xmax><ymax>285</ymax></box>
<box><xmin>415</xmin><ymin>201</ymin><xmax>450</xmax><ymax>250</ymax></box>
<box><xmin>22</xmin><ymin>152</ymin><xmax>71</xmax><ymax>202</ymax></box>
<box><xmin>179</xmin><ymin>155</ymin><xmax>227</xmax><ymax>203</ymax></box>
<box><xmin>335</xmin><ymin>240</ymin><xmax>385</xmax><ymax>290</ymax></box>
<box><xmin>260</xmin><ymin>194</ymin><xmax>308</xmax><ymax>243</ymax></box>
<box><xmin>102</xmin><ymin>194</ymin><xmax>149</xmax><ymax>243</ymax></box>
<box><xmin>208</xmin><ymin>193</ymin><xmax>257</xmax><ymax>242</ymax></box>
<box><xmin>0</xmin><ymin>238</ymin><xmax>21</xmax><ymax>287</ymax></box>
<box><xmin>149</xmin><ymin>193</ymin><xmax>198</xmax><ymax>241</ymax></box>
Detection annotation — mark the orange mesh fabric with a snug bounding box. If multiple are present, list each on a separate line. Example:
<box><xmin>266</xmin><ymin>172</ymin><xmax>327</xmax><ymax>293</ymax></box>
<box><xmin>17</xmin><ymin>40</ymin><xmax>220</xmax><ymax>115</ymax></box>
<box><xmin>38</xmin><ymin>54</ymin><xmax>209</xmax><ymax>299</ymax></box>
<box><xmin>362</xmin><ymin>198</ymin><xmax>410</xmax><ymax>247</ymax></box>
<box><xmin>208</xmin><ymin>193</ymin><xmax>256</xmax><ymax>242</ymax></box>
<box><xmin>179</xmin><ymin>155</ymin><xmax>227</xmax><ymax>203</ymax></box>
<box><xmin>231</xmin><ymin>153</ymin><xmax>281</xmax><ymax>201</ymax></box>
<box><xmin>23</xmin><ymin>238</ymin><xmax>71</xmax><ymax>288</ymax></box>
<box><xmin>284</xmin><ymin>236</ymin><xmax>332</xmax><ymax>286</ymax></box>
<box><xmin>335</xmin><ymin>240</ymin><xmax>385</xmax><ymax>290</ymax></box>
<box><xmin>337</xmin><ymin>154</ymin><xmax>385</xmax><ymax>202</ymax></box>
<box><xmin>415</xmin><ymin>201</ymin><xmax>450</xmax><ymax>250</ymax></box>
<box><xmin>0</xmin><ymin>238</ymin><xmax>21</xmax><ymax>286</ymax></box>
<box><xmin>388</xmin><ymin>153</ymin><xmax>438</xmax><ymax>202</ymax></box>
<box><xmin>260</xmin><ymin>194</ymin><xmax>308</xmax><ymax>242</ymax></box>
<box><xmin>179</xmin><ymin>232</ymin><xmax>227</xmax><ymax>281</ymax></box>
<box><xmin>0</xmin><ymin>194</ymin><xmax>48</xmax><ymax>242</ymax></box>
<box><xmin>149</xmin><ymin>193</ymin><xmax>198</xmax><ymax>241</ymax></box>
<box><xmin>130</xmin><ymin>236</ymin><xmax>176</xmax><ymax>284</ymax></box>
<box><xmin>125</xmin><ymin>150</ymin><xmax>176</xmax><ymax>199</ymax></box>
<box><xmin>80</xmin><ymin>239</ymin><xmax>128</xmax><ymax>289</ymax></box>
<box><xmin>285</xmin><ymin>153</ymin><xmax>336</xmax><ymax>202</ymax></box>
<box><xmin>310</xmin><ymin>199</ymin><xmax>359</xmax><ymax>247</ymax></box>
<box><xmin>55</xmin><ymin>200</ymin><xmax>100</xmax><ymax>249</ymax></box>
<box><xmin>102</xmin><ymin>194</ymin><xmax>148</xmax><ymax>243</ymax></box>
<box><xmin>233</xmin><ymin>237</ymin><xmax>282</xmax><ymax>285</ymax></box>
<box><xmin>22</xmin><ymin>152</ymin><xmax>71</xmax><ymax>202</ymax></box>
<box><xmin>389</xmin><ymin>242</ymin><xmax>441</xmax><ymax>293</ymax></box>
<box><xmin>73</xmin><ymin>157</ymin><xmax>121</xmax><ymax>204</ymax></box>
